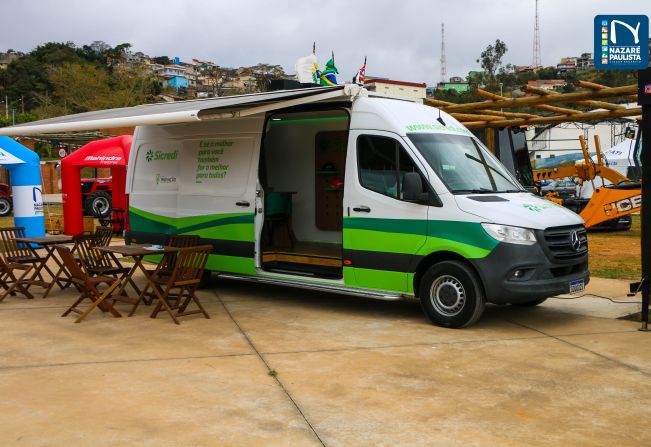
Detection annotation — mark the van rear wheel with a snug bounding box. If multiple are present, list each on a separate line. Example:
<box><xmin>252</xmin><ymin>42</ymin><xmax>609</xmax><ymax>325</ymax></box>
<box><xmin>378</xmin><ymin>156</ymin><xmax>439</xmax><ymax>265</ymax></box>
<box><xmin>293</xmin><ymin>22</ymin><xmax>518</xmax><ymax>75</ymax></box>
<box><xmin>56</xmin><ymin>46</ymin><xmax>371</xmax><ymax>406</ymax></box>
<box><xmin>419</xmin><ymin>261</ymin><xmax>485</xmax><ymax>328</ymax></box>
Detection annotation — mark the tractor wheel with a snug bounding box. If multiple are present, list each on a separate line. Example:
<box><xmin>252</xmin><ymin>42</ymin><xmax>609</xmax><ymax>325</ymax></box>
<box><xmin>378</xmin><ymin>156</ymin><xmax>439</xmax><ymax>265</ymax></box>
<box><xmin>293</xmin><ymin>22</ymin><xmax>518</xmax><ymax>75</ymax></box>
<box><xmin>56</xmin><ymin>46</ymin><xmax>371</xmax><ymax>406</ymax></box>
<box><xmin>0</xmin><ymin>196</ymin><xmax>12</xmax><ymax>217</ymax></box>
<box><xmin>85</xmin><ymin>191</ymin><xmax>112</xmax><ymax>218</ymax></box>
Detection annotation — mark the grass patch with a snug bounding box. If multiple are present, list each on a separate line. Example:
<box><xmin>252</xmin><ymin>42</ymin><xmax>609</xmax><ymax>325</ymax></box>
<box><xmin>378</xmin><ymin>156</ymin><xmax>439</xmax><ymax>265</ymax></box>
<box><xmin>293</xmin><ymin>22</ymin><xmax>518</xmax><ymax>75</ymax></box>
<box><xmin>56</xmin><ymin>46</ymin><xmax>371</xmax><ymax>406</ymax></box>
<box><xmin>587</xmin><ymin>214</ymin><xmax>640</xmax><ymax>280</ymax></box>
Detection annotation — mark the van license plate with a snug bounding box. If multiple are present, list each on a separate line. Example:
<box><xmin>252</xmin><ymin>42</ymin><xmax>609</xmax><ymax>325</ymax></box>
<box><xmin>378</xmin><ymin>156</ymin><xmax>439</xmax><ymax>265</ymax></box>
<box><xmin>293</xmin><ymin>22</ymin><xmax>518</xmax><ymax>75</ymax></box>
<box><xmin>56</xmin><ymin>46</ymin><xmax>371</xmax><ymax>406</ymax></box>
<box><xmin>569</xmin><ymin>279</ymin><xmax>585</xmax><ymax>294</ymax></box>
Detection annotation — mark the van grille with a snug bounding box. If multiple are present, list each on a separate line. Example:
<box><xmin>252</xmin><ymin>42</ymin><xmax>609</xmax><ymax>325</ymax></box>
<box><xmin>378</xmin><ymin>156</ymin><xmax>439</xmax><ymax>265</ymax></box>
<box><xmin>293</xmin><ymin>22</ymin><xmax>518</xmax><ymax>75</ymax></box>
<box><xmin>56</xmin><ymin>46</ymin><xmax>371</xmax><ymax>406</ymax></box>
<box><xmin>543</xmin><ymin>225</ymin><xmax>588</xmax><ymax>260</ymax></box>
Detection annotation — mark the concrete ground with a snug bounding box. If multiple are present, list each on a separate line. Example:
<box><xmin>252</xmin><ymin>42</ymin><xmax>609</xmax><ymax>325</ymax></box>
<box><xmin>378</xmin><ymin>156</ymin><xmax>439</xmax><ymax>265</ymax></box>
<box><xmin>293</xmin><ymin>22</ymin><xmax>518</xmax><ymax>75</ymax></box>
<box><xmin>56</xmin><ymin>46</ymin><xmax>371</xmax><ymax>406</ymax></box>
<box><xmin>1</xmin><ymin>267</ymin><xmax>650</xmax><ymax>446</ymax></box>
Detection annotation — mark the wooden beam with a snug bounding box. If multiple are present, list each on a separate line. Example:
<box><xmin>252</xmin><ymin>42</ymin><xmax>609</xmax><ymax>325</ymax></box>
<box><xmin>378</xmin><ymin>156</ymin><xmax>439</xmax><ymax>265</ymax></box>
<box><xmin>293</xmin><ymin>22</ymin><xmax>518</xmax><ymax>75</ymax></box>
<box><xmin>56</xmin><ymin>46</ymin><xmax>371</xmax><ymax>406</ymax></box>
<box><xmin>485</xmin><ymin>128</ymin><xmax>496</xmax><ymax>154</ymax></box>
<box><xmin>461</xmin><ymin>106</ymin><xmax>642</xmax><ymax>128</ymax></box>
<box><xmin>449</xmin><ymin>113</ymin><xmax>505</xmax><ymax>122</ymax></box>
<box><xmin>574</xmin><ymin>80</ymin><xmax>637</xmax><ymax>100</ymax></box>
<box><xmin>522</xmin><ymin>85</ymin><xmax>624</xmax><ymax>110</ymax></box>
<box><xmin>476</xmin><ymin>88</ymin><xmax>582</xmax><ymax>115</ymax></box>
<box><xmin>439</xmin><ymin>85</ymin><xmax>637</xmax><ymax>112</ymax></box>
<box><xmin>423</xmin><ymin>98</ymin><xmax>537</xmax><ymax>118</ymax></box>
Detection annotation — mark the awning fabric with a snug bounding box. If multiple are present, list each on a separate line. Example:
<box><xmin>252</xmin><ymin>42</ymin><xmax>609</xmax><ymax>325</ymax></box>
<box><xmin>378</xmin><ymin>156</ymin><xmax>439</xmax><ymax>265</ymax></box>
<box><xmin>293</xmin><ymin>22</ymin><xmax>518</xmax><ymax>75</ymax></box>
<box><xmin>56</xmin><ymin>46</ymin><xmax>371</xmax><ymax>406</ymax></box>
<box><xmin>0</xmin><ymin>86</ymin><xmax>348</xmax><ymax>137</ymax></box>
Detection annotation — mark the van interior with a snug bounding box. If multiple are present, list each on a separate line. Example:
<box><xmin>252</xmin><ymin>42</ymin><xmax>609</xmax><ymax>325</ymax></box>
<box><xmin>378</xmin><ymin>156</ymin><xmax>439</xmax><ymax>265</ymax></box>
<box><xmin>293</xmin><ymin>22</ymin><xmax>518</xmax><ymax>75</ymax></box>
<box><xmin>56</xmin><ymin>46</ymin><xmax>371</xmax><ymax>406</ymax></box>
<box><xmin>259</xmin><ymin>108</ymin><xmax>349</xmax><ymax>279</ymax></box>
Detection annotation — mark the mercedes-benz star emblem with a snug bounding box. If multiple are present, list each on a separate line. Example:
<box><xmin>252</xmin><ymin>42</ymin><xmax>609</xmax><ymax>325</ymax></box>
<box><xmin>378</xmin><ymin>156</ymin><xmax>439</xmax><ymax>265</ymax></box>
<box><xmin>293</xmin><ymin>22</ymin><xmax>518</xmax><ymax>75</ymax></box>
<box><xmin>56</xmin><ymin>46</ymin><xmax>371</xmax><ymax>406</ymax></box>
<box><xmin>570</xmin><ymin>231</ymin><xmax>581</xmax><ymax>251</ymax></box>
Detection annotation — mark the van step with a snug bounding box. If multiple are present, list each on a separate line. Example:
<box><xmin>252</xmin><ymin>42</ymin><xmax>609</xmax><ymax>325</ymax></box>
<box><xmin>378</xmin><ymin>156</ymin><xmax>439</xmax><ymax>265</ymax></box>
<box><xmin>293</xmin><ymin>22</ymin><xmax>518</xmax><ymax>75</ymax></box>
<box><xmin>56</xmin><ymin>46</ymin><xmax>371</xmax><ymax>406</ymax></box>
<box><xmin>218</xmin><ymin>273</ymin><xmax>406</xmax><ymax>301</ymax></box>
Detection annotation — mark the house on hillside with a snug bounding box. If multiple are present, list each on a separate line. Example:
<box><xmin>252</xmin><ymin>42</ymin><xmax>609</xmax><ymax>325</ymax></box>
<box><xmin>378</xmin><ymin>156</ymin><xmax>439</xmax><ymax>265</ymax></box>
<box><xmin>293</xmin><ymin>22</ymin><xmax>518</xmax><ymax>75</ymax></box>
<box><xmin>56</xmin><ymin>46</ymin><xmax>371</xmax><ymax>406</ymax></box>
<box><xmin>364</xmin><ymin>77</ymin><xmax>427</xmax><ymax>99</ymax></box>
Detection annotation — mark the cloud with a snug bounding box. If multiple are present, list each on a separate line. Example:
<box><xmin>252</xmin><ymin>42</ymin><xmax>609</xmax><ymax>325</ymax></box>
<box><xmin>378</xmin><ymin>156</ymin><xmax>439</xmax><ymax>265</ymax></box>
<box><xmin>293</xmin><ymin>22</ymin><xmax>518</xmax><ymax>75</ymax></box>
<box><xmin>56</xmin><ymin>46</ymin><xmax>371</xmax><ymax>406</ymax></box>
<box><xmin>1</xmin><ymin>0</ymin><xmax>649</xmax><ymax>86</ymax></box>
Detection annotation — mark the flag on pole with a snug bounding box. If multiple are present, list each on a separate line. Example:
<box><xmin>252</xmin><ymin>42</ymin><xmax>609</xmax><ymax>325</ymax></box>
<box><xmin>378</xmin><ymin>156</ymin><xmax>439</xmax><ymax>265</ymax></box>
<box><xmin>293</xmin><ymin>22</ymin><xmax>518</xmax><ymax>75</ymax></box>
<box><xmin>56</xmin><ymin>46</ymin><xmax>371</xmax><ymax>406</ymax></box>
<box><xmin>295</xmin><ymin>42</ymin><xmax>319</xmax><ymax>84</ymax></box>
<box><xmin>319</xmin><ymin>52</ymin><xmax>338</xmax><ymax>86</ymax></box>
<box><xmin>352</xmin><ymin>57</ymin><xmax>367</xmax><ymax>85</ymax></box>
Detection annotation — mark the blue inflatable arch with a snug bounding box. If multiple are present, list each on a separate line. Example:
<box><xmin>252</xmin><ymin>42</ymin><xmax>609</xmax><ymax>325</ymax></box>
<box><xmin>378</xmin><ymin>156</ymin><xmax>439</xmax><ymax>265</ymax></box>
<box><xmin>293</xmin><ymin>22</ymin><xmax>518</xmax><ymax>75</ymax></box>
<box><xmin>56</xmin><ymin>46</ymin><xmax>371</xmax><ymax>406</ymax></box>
<box><xmin>0</xmin><ymin>136</ymin><xmax>45</xmax><ymax>238</ymax></box>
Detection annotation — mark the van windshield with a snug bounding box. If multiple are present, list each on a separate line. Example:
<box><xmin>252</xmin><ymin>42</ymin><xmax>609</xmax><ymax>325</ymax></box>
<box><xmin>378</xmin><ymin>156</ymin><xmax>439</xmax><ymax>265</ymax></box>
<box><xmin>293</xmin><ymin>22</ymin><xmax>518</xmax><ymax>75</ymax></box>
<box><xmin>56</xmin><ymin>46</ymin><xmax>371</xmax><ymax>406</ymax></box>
<box><xmin>408</xmin><ymin>133</ymin><xmax>524</xmax><ymax>194</ymax></box>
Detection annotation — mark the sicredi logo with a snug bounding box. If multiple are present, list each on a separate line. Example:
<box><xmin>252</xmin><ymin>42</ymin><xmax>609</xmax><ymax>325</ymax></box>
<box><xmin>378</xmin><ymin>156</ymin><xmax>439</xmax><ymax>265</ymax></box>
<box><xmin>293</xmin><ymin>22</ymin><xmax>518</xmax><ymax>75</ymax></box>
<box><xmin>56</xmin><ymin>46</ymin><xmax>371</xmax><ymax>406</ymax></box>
<box><xmin>594</xmin><ymin>15</ymin><xmax>649</xmax><ymax>70</ymax></box>
<box><xmin>145</xmin><ymin>149</ymin><xmax>178</xmax><ymax>162</ymax></box>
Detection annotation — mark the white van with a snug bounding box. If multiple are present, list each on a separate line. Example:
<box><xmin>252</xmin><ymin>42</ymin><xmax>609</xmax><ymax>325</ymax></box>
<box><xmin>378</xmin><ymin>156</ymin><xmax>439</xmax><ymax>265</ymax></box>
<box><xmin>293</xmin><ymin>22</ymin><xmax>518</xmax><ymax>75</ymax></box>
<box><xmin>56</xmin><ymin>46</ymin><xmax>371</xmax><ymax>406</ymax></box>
<box><xmin>2</xmin><ymin>85</ymin><xmax>589</xmax><ymax>327</ymax></box>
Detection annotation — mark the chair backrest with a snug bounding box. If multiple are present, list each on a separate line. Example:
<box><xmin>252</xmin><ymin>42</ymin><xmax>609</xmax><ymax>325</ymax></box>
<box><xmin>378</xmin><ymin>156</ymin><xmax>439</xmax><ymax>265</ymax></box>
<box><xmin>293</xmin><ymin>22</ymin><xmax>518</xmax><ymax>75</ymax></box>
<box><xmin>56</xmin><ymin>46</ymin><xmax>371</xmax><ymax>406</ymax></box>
<box><xmin>55</xmin><ymin>245</ymin><xmax>87</xmax><ymax>283</ymax></box>
<box><xmin>76</xmin><ymin>237</ymin><xmax>113</xmax><ymax>271</ymax></box>
<box><xmin>166</xmin><ymin>234</ymin><xmax>201</xmax><ymax>248</ymax></box>
<box><xmin>94</xmin><ymin>226</ymin><xmax>113</xmax><ymax>247</ymax></box>
<box><xmin>169</xmin><ymin>245</ymin><xmax>212</xmax><ymax>285</ymax></box>
<box><xmin>0</xmin><ymin>227</ymin><xmax>34</xmax><ymax>259</ymax></box>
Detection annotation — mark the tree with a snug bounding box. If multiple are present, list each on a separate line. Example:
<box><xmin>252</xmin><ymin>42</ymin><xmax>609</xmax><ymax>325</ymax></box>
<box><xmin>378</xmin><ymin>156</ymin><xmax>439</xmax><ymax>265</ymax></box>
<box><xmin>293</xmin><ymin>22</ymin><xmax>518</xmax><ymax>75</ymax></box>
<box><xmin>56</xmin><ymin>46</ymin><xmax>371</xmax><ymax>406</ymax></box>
<box><xmin>153</xmin><ymin>55</ymin><xmax>171</xmax><ymax>65</ymax></box>
<box><xmin>104</xmin><ymin>43</ymin><xmax>132</xmax><ymax>70</ymax></box>
<box><xmin>477</xmin><ymin>39</ymin><xmax>507</xmax><ymax>88</ymax></box>
<box><xmin>201</xmin><ymin>66</ymin><xmax>236</xmax><ymax>97</ymax></box>
<box><xmin>248</xmin><ymin>63</ymin><xmax>286</xmax><ymax>92</ymax></box>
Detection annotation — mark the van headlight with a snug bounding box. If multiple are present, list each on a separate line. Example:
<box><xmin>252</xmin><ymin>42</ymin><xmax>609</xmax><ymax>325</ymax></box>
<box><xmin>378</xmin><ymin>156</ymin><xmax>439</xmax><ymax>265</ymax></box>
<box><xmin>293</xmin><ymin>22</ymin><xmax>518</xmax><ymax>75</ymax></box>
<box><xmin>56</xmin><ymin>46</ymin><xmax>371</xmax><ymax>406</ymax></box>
<box><xmin>481</xmin><ymin>223</ymin><xmax>537</xmax><ymax>245</ymax></box>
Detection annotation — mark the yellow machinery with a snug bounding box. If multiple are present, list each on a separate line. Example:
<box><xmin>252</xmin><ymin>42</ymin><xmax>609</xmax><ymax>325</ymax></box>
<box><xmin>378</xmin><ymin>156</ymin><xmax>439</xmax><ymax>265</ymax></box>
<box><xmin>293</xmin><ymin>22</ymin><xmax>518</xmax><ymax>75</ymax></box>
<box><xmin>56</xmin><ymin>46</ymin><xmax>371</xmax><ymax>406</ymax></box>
<box><xmin>532</xmin><ymin>135</ymin><xmax>641</xmax><ymax>229</ymax></box>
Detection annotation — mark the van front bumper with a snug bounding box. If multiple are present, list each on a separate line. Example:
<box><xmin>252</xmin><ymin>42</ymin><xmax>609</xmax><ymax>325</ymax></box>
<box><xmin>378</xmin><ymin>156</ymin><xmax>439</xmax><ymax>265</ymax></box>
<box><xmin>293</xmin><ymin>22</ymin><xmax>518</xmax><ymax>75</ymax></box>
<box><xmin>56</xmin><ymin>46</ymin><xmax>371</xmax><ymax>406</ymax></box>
<box><xmin>469</xmin><ymin>239</ymin><xmax>589</xmax><ymax>304</ymax></box>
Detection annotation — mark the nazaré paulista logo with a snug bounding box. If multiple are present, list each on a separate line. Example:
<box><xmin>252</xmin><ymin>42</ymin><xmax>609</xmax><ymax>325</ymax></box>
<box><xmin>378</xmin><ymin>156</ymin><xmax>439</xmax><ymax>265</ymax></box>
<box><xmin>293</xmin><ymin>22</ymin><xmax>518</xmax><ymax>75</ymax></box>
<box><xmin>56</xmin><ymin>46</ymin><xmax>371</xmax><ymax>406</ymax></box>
<box><xmin>594</xmin><ymin>15</ymin><xmax>649</xmax><ymax>70</ymax></box>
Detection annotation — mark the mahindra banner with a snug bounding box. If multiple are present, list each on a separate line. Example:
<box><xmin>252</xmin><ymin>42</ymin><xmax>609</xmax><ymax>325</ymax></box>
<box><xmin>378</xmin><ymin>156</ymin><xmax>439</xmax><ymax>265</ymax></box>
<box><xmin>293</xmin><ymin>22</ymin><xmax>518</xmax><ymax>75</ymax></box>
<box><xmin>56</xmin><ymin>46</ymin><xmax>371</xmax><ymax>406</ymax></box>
<box><xmin>83</xmin><ymin>155</ymin><xmax>123</xmax><ymax>165</ymax></box>
<box><xmin>594</xmin><ymin>15</ymin><xmax>649</xmax><ymax>70</ymax></box>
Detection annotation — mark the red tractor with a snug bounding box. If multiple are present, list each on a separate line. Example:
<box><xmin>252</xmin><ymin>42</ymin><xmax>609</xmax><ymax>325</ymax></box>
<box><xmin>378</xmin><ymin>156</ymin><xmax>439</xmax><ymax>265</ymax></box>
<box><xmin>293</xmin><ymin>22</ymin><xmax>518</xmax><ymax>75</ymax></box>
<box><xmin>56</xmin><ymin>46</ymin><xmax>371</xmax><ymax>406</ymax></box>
<box><xmin>0</xmin><ymin>183</ymin><xmax>12</xmax><ymax>217</ymax></box>
<box><xmin>81</xmin><ymin>177</ymin><xmax>113</xmax><ymax>218</ymax></box>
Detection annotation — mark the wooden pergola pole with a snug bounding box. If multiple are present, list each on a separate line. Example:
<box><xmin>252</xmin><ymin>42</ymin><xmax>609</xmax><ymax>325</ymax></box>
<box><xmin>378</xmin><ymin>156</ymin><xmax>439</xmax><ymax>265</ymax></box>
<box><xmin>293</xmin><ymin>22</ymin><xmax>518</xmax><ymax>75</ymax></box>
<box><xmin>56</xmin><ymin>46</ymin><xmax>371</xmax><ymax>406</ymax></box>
<box><xmin>423</xmin><ymin>98</ymin><xmax>537</xmax><ymax>118</ymax></box>
<box><xmin>462</xmin><ymin>106</ymin><xmax>642</xmax><ymax>128</ymax></box>
<box><xmin>438</xmin><ymin>85</ymin><xmax>637</xmax><ymax>112</ymax></box>
<box><xmin>522</xmin><ymin>85</ymin><xmax>625</xmax><ymax>111</ymax></box>
<box><xmin>476</xmin><ymin>88</ymin><xmax>582</xmax><ymax>115</ymax></box>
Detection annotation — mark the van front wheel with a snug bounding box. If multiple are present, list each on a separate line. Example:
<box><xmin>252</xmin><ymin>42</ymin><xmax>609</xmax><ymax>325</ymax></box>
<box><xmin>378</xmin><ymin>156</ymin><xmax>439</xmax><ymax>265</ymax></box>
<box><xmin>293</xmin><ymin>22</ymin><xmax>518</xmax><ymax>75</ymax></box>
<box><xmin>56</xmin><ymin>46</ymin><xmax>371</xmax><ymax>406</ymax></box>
<box><xmin>419</xmin><ymin>261</ymin><xmax>485</xmax><ymax>328</ymax></box>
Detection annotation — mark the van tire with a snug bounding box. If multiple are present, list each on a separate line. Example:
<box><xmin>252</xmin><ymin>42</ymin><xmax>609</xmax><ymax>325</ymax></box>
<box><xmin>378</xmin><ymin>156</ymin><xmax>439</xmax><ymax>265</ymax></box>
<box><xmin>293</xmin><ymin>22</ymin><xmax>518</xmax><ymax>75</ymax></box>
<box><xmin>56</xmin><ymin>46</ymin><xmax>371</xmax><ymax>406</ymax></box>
<box><xmin>0</xmin><ymin>196</ymin><xmax>12</xmax><ymax>217</ymax></box>
<box><xmin>419</xmin><ymin>261</ymin><xmax>485</xmax><ymax>328</ymax></box>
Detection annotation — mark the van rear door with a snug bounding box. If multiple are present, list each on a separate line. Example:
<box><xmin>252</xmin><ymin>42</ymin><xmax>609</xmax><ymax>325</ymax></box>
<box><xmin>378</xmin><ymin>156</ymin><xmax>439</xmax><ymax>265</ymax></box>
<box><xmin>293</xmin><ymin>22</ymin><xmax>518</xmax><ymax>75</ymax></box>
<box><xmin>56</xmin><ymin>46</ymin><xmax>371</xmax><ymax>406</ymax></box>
<box><xmin>175</xmin><ymin>135</ymin><xmax>259</xmax><ymax>275</ymax></box>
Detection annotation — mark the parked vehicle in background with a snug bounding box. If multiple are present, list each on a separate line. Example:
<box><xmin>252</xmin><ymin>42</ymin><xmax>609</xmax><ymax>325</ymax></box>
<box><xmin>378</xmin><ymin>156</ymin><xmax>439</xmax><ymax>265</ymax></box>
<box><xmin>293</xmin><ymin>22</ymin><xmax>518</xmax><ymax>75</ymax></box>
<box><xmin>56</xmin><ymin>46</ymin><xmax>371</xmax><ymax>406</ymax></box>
<box><xmin>0</xmin><ymin>183</ymin><xmax>12</xmax><ymax>217</ymax></box>
<box><xmin>81</xmin><ymin>177</ymin><xmax>113</xmax><ymax>218</ymax></box>
<box><xmin>540</xmin><ymin>179</ymin><xmax>577</xmax><ymax>197</ymax></box>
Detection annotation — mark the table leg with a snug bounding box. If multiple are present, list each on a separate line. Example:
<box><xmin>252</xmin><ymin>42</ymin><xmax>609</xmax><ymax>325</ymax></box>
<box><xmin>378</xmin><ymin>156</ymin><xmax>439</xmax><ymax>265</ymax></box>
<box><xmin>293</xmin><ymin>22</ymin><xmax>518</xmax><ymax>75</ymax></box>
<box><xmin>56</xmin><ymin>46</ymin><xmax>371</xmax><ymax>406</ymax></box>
<box><xmin>42</xmin><ymin>246</ymin><xmax>73</xmax><ymax>298</ymax></box>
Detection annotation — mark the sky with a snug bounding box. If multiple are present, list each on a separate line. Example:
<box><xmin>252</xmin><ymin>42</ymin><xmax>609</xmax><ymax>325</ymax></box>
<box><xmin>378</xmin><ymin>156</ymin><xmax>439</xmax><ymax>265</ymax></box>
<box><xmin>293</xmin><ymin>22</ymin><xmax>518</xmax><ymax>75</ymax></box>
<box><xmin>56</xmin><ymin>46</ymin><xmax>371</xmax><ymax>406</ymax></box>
<box><xmin>1</xmin><ymin>0</ymin><xmax>650</xmax><ymax>86</ymax></box>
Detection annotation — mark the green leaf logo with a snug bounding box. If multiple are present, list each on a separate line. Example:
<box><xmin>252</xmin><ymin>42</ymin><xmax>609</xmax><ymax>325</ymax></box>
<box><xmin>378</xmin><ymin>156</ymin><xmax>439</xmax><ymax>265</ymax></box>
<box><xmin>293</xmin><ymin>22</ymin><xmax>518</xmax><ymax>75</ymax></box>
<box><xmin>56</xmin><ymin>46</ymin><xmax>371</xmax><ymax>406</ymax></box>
<box><xmin>145</xmin><ymin>149</ymin><xmax>154</xmax><ymax>162</ymax></box>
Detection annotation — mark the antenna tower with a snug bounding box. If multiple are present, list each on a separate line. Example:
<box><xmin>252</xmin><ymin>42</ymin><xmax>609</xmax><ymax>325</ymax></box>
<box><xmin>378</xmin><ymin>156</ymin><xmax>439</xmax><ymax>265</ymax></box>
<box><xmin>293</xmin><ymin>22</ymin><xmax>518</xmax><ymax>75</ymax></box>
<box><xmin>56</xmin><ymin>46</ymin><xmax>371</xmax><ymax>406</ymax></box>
<box><xmin>532</xmin><ymin>0</ymin><xmax>541</xmax><ymax>67</ymax></box>
<box><xmin>440</xmin><ymin>23</ymin><xmax>447</xmax><ymax>82</ymax></box>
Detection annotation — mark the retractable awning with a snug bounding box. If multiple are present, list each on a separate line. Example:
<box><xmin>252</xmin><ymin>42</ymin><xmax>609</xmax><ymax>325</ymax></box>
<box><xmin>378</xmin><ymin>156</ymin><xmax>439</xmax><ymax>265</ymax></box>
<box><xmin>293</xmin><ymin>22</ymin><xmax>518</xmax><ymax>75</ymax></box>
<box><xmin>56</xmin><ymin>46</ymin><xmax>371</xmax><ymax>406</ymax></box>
<box><xmin>0</xmin><ymin>85</ymin><xmax>353</xmax><ymax>137</ymax></box>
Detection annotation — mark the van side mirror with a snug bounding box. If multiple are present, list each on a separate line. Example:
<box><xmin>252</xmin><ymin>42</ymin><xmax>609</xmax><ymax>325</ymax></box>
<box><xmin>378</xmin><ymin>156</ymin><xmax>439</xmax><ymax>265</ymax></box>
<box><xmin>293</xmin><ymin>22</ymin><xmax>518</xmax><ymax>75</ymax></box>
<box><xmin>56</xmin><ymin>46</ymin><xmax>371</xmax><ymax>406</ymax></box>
<box><xmin>403</xmin><ymin>172</ymin><xmax>430</xmax><ymax>203</ymax></box>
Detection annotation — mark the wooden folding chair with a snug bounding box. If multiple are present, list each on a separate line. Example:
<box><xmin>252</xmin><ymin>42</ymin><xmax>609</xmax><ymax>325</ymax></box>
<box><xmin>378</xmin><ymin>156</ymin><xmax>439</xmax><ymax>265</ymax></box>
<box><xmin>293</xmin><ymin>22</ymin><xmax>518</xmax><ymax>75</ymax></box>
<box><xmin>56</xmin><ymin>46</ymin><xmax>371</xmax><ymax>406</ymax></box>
<box><xmin>131</xmin><ymin>234</ymin><xmax>202</xmax><ymax>313</ymax></box>
<box><xmin>0</xmin><ymin>226</ymin><xmax>54</xmax><ymax>288</ymax></box>
<box><xmin>55</xmin><ymin>245</ymin><xmax>122</xmax><ymax>323</ymax></box>
<box><xmin>0</xmin><ymin>256</ymin><xmax>34</xmax><ymax>302</ymax></box>
<box><xmin>75</xmin><ymin>236</ymin><xmax>140</xmax><ymax>299</ymax></box>
<box><xmin>94</xmin><ymin>226</ymin><xmax>114</xmax><ymax>247</ymax></box>
<box><xmin>150</xmin><ymin>245</ymin><xmax>212</xmax><ymax>324</ymax></box>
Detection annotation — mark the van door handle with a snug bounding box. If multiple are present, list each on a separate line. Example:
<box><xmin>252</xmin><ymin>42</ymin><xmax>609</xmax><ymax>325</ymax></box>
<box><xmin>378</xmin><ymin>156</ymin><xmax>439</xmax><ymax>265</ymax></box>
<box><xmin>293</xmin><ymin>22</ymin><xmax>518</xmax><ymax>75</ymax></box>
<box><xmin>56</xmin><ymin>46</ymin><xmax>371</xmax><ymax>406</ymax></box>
<box><xmin>236</xmin><ymin>201</ymin><xmax>250</xmax><ymax>207</ymax></box>
<box><xmin>353</xmin><ymin>206</ymin><xmax>371</xmax><ymax>213</ymax></box>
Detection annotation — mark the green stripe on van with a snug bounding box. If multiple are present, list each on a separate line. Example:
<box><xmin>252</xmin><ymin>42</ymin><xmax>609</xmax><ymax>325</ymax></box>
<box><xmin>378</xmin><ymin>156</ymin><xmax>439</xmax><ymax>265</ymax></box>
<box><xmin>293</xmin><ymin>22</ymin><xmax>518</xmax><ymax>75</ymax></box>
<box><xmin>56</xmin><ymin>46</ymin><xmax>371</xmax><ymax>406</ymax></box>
<box><xmin>129</xmin><ymin>207</ymin><xmax>254</xmax><ymax>240</ymax></box>
<box><xmin>343</xmin><ymin>217</ymin><xmax>497</xmax><ymax>257</ymax></box>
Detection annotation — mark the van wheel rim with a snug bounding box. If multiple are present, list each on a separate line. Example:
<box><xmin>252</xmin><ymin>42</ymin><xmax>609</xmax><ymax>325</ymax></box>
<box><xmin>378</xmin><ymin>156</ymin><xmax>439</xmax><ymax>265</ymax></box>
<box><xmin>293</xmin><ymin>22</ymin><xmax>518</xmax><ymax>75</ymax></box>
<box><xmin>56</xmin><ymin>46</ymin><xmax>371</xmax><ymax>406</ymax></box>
<box><xmin>0</xmin><ymin>200</ymin><xmax>8</xmax><ymax>214</ymax></box>
<box><xmin>430</xmin><ymin>275</ymin><xmax>465</xmax><ymax>316</ymax></box>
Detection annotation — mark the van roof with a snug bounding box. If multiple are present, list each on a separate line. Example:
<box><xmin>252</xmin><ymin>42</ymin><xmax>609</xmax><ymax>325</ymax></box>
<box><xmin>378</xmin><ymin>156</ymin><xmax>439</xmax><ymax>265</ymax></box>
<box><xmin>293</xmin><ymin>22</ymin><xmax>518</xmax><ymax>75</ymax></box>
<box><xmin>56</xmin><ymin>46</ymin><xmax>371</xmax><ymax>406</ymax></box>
<box><xmin>0</xmin><ymin>85</ymin><xmax>351</xmax><ymax>137</ymax></box>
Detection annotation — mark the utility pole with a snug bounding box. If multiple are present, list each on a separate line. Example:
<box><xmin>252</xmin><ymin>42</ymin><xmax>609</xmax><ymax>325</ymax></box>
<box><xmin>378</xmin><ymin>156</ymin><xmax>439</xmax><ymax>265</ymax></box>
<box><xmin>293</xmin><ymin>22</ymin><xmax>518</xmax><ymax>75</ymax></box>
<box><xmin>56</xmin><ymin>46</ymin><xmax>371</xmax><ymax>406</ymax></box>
<box><xmin>532</xmin><ymin>0</ymin><xmax>541</xmax><ymax>68</ymax></box>
<box><xmin>637</xmin><ymin>68</ymin><xmax>651</xmax><ymax>330</ymax></box>
<box><xmin>4</xmin><ymin>96</ymin><xmax>7</xmax><ymax>118</ymax></box>
<box><xmin>440</xmin><ymin>23</ymin><xmax>447</xmax><ymax>83</ymax></box>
